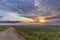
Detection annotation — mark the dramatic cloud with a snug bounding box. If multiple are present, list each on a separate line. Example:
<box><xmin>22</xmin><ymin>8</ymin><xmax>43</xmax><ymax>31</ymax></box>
<box><xmin>1</xmin><ymin>12</ymin><xmax>34</xmax><ymax>22</ymax></box>
<box><xmin>0</xmin><ymin>0</ymin><xmax>60</xmax><ymax>25</ymax></box>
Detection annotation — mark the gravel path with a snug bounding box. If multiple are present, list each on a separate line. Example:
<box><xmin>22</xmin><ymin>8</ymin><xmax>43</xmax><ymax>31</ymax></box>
<box><xmin>0</xmin><ymin>27</ymin><xmax>21</xmax><ymax>40</ymax></box>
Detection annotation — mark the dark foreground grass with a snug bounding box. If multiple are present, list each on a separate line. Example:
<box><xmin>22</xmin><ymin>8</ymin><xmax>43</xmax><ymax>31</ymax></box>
<box><xmin>15</xmin><ymin>26</ymin><xmax>60</xmax><ymax>40</ymax></box>
<box><xmin>0</xmin><ymin>26</ymin><xmax>9</xmax><ymax>31</ymax></box>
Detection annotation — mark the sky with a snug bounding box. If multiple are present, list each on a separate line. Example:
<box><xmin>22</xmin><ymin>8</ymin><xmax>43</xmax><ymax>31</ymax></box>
<box><xmin>0</xmin><ymin>0</ymin><xmax>60</xmax><ymax>25</ymax></box>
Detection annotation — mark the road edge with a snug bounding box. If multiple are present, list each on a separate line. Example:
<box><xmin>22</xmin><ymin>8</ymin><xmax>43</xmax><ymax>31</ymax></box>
<box><xmin>12</xmin><ymin>28</ymin><xmax>25</xmax><ymax>40</ymax></box>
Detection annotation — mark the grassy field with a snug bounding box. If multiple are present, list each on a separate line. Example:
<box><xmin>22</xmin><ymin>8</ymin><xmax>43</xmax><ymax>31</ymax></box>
<box><xmin>0</xmin><ymin>26</ymin><xmax>9</xmax><ymax>31</ymax></box>
<box><xmin>15</xmin><ymin>25</ymin><xmax>60</xmax><ymax>40</ymax></box>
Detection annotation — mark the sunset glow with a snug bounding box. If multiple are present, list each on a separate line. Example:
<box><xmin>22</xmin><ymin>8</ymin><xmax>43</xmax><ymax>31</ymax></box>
<box><xmin>21</xmin><ymin>18</ymin><xmax>35</xmax><ymax>23</ymax></box>
<box><xmin>21</xmin><ymin>16</ymin><xmax>49</xmax><ymax>24</ymax></box>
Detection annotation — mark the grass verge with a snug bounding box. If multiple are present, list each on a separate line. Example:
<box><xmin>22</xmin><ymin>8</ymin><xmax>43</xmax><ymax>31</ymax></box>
<box><xmin>0</xmin><ymin>26</ymin><xmax>9</xmax><ymax>31</ymax></box>
<box><xmin>15</xmin><ymin>28</ymin><xmax>38</xmax><ymax>40</ymax></box>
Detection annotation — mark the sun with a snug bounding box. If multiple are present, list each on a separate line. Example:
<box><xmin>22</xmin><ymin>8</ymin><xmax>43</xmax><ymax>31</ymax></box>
<box><xmin>36</xmin><ymin>16</ymin><xmax>48</xmax><ymax>23</ymax></box>
<box><xmin>39</xmin><ymin>19</ymin><xmax>46</xmax><ymax>23</ymax></box>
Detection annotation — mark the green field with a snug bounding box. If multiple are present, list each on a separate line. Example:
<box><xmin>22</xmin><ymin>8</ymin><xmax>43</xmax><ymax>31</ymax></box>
<box><xmin>0</xmin><ymin>26</ymin><xmax>9</xmax><ymax>31</ymax></box>
<box><xmin>15</xmin><ymin>25</ymin><xmax>60</xmax><ymax>40</ymax></box>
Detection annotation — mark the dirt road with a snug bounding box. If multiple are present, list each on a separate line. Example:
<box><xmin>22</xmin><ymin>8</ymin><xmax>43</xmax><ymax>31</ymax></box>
<box><xmin>0</xmin><ymin>27</ymin><xmax>22</xmax><ymax>40</ymax></box>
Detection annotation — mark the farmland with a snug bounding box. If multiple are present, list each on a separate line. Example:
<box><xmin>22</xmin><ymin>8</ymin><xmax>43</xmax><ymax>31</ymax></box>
<box><xmin>15</xmin><ymin>25</ymin><xmax>60</xmax><ymax>40</ymax></box>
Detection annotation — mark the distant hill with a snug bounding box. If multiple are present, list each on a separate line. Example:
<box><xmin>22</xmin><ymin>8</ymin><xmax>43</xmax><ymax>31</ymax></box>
<box><xmin>0</xmin><ymin>21</ymin><xmax>21</xmax><ymax>23</ymax></box>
